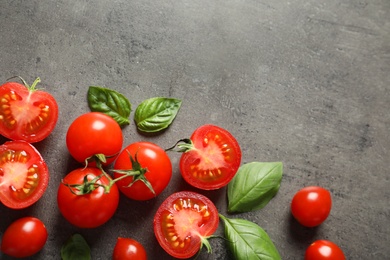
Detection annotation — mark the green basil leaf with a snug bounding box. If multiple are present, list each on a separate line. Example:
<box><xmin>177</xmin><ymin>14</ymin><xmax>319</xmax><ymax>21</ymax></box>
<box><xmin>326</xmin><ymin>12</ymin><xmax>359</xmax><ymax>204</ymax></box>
<box><xmin>87</xmin><ymin>86</ymin><xmax>131</xmax><ymax>126</ymax></box>
<box><xmin>219</xmin><ymin>214</ymin><xmax>281</xmax><ymax>260</ymax></box>
<box><xmin>228</xmin><ymin>162</ymin><xmax>283</xmax><ymax>213</ymax></box>
<box><xmin>134</xmin><ymin>97</ymin><xmax>182</xmax><ymax>133</ymax></box>
<box><xmin>61</xmin><ymin>234</ymin><xmax>91</xmax><ymax>260</ymax></box>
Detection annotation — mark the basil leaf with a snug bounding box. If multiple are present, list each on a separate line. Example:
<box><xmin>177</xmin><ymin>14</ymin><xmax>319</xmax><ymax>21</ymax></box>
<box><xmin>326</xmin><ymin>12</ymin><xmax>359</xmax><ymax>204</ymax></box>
<box><xmin>219</xmin><ymin>214</ymin><xmax>281</xmax><ymax>260</ymax></box>
<box><xmin>228</xmin><ymin>162</ymin><xmax>283</xmax><ymax>213</ymax></box>
<box><xmin>61</xmin><ymin>234</ymin><xmax>91</xmax><ymax>260</ymax></box>
<box><xmin>134</xmin><ymin>97</ymin><xmax>182</xmax><ymax>133</ymax></box>
<box><xmin>87</xmin><ymin>86</ymin><xmax>131</xmax><ymax>126</ymax></box>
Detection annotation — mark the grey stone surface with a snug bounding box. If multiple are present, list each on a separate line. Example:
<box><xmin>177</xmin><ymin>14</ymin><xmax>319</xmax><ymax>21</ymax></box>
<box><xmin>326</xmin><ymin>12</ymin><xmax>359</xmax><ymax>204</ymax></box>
<box><xmin>0</xmin><ymin>0</ymin><xmax>389</xmax><ymax>259</ymax></box>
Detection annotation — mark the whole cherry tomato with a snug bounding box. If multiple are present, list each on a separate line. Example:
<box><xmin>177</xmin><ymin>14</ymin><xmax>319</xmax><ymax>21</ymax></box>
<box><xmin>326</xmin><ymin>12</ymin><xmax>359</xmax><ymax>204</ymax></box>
<box><xmin>0</xmin><ymin>140</ymin><xmax>49</xmax><ymax>209</ymax></box>
<box><xmin>0</xmin><ymin>77</ymin><xmax>58</xmax><ymax>143</ymax></box>
<box><xmin>113</xmin><ymin>142</ymin><xmax>172</xmax><ymax>200</ymax></box>
<box><xmin>112</xmin><ymin>237</ymin><xmax>147</xmax><ymax>260</ymax></box>
<box><xmin>57</xmin><ymin>167</ymin><xmax>119</xmax><ymax>228</ymax></box>
<box><xmin>305</xmin><ymin>240</ymin><xmax>346</xmax><ymax>260</ymax></box>
<box><xmin>154</xmin><ymin>191</ymin><xmax>219</xmax><ymax>259</ymax></box>
<box><xmin>291</xmin><ymin>186</ymin><xmax>332</xmax><ymax>227</ymax></box>
<box><xmin>168</xmin><ymin>124</ymin><xmax>241</xmax><ymax>190</ymax></box>
<box><xmin>66</xmin><ymin>112</ymin><xmax>123</xmax><ymax>165</ymax></box>
<box><xmin>1</xmin><ymin>217</ymin><xmax>48</xmax><ymax>258</ymax></box>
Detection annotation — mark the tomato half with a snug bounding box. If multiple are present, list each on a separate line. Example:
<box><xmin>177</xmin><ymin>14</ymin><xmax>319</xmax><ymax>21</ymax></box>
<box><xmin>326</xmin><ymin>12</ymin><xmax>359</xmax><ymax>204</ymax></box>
<box><xmin>179</xmin><ymin>124</ymin><xmax>241</xmax><ymax>190</ymax></box>
<box><xmin>291</xmin><ymin>186</ymin><xmax>332</xmax><ymax>227</ymax></box>
<box><xmin>0</xmin><ymin>140</ymin><xmax>49</xmax><ymax>209</ymax></box>
<box><xmin>113</xmin><ymin>142</ymin><xmax>172</xmax><ymax>200</ymax></box>
<box><xmin>154</xmin><ymin>191</ymin><xmax>219</xmax><ymax>259</ymax></box>
<box><xmin>0</xmin><ymin>78</ymin><xmax>58</xmax><ymax>143</ymax></box>
<box><xmin>66</xmin><ymin>112</ymin><xmax>123</xmax><ymax>165</ymax></box>
<box><xmin>57</xmin><ymin>167</ymin><xmax>119</xmax><ymax>228</ymax></box>
<box><xmin>305</xmin><ymin>240</ymin><xmax>346</xmax><ymax>260</ymax></box>
<box><xmin>112</xmin><ymin>237</ymin><xmax>147</xmax><ymax>260</ymax></box>
<box><xmin>1</xmin><ymin>217</ymin><xmax>48</xmax><ymax>258</ymax></box>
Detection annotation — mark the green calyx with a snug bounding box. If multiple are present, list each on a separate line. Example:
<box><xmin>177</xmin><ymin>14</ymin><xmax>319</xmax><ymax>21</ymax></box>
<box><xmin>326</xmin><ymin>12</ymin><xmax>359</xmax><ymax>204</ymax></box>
<box><xmin>112</xmin><ymin>151</ymin><xmax>156</xmax><ymax>196</ymax></box>
<box><xmin>62</xmin><ymin>174</ymin><xmax>106</xmax><ymax>195</ymax></box>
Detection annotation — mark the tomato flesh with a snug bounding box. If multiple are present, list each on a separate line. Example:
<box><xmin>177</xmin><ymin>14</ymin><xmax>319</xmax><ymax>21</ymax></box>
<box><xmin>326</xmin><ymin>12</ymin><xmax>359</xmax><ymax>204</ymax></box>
<box><xmin>154</xmin><ymin>191</ymin><xmax>219</xmax><ymax>259</ymax></box>
<box><xmin>0</xmin><ymin>81</ymin><xmax>58</xmax><ymax>143</ymax></box>
<box><xmin>0</xmin><ymin>140</ymin><xmax>49</xmax><ymax>209</ymax></box>
<box><xmin>180</xmin><ymin>124</ymin><xmax>241</xmax><ymax>190</ymax></box>
<box><xmin>1</xmin><ymin>217</ymin><xmax>48</xmax><ymax>258</ymax></box>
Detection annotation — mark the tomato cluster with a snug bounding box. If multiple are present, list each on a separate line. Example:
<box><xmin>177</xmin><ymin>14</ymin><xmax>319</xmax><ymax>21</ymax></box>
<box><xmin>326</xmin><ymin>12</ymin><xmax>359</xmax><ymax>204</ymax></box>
<box><xmin>0</xmin><ymin>77</ymin><xmax>346</xmax><ymax>259</ymax></box>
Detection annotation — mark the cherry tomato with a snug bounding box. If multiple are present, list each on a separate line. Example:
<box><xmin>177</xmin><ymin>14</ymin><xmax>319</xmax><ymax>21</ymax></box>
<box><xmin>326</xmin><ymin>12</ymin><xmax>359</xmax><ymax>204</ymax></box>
<box><xmin>305</xmin><ymin>240</ymin><xmax>346</xmax><ymax>260</ymax></box>
<box><xmin>113</xmin><ymin>142</ymin><xmax>172</xmax><ymax>200</ymax></box>
<box><xmin>0</xmin><ymin>140</ymin><xmax>49</xmax><ymax>209</ymax></box>
<box><xmin>154</xmin><ymin>191</ymin><xmax>219</xmax><ymax>259</ymax></box>
<box><xmin>1</xmin><ymin>217</ymin><xmax>48</xmax><ymax>258</ymax></box>
<box><xmin>0</xmin><ymin>77</ymin><xmax>58</xmax><ymax>143</ymax></box>
<box><xmin>66</xmin><ymin>112</ymin><xmax>123</xmax><ymax>165</ymax></box>
<box><xmin>178</xmin><ymin>124</ymin><xmax>241</xmax><ymax>190</ymax></box>
<box><xmin>113</xmin><ymin>237</ymin><xmax>147</xmax><ymax>260</ymax></box>
<box><xmin>57</xmin><ymin>167</ymin><xmax>119</xmax><ymax>228</ymax></box>
<box><xmin>291</xmin><ymin>186</ymin><xmax>332</xmax><ymax>227</ymax></box>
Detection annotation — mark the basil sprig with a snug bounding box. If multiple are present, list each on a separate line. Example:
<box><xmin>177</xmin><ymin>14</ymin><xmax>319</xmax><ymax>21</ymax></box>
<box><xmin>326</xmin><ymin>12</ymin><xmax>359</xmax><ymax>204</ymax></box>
<box><xmin>134</xmin><ymin>97</ymin><xmax>182</xmax><ymax>133</ymax></box>
<box><xmin>61</xmin><ymin>234</ymin><xmax>91</xmax><ymax>260</ymax></box>
<box><xmin>219</xmin><ymin>214</ymin><xmax>281</xmax><ymax>260</ymax></box>
<box><xmin>228</xmin><ymin>162</ymin><xmax>283</xmax><ymax>213</ymax></box>
<box><xmin>87</xmin><ymin>86</ymin><xmax>131</xmax><ymax>126</ymax></box>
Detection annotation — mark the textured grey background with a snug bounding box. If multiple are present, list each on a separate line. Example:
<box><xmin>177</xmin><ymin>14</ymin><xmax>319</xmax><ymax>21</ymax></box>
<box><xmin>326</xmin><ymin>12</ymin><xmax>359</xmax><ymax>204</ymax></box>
<box><xmin>0</xmin><ymin>0</ymin><xmax>389</xmax><ymax>259</ymax></box>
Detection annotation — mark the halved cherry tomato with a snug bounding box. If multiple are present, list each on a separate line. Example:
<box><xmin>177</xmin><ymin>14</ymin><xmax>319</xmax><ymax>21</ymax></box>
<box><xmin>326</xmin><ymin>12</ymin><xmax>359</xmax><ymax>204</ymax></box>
<box><xmin>173</xmin><ymin>124</ymin><xmax>241</xmax><ymax>190</ymax></box>
<box><xmin>1</xmin><ymin>217</ymin><xmax>48</xmax><ymax>258</ymax></box>
<box><xmin>113</xmin><ymin>237</ymin><xmax>147</xmax><ymax>260</ymax></box>
<box><xmin>291</xmin><ymin>186</ymin><xmax>332</xmax><ymax>227</ymax></box>
<box><xmin>0</xmin><ymin>77</ymin><xmax>58</xmax><ymax>143</ymax></box>
<box><xmin>0</xmin><ymin>140</ymin><xmax>49</xmax><ymax>209</ymax></box>
<box><xmin>66</xmin><ymin>112</ymin><xmax>123</xmax><ymax>165</ymax></box>
<box><xmin>154</xmin><ymin>191</ymin><xmax>219</xmax><ymax>259</ymax></box>
<box><xmin>305</xmin><ymin>240</ymin><xmax>346</xmax><ymax>260</ymax></box>
<box><xmin>113</xmin><ymin>142</ymin><xmax>172</xmax><ymax>200</ymax></box>
<box><xmin>57</xmin><ymin>167</ymin><xmax>119</xmax><ymax>228</ymax></box>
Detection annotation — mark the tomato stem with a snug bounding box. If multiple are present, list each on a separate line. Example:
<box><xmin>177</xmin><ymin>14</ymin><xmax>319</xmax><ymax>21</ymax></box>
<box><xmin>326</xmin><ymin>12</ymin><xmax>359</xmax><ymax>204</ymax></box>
<box><xmin>165</xmin><ymin>138</ymin><xmax>194</xmax><ymax>153</ymax></box>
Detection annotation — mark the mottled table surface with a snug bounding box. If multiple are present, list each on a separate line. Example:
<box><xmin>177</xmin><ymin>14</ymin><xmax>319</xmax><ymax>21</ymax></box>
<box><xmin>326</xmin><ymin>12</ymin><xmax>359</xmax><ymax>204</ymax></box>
<box><xmin>0</xmin><ymin>1</ymin><xmax>389</xmax><ymax>259</ymax></box>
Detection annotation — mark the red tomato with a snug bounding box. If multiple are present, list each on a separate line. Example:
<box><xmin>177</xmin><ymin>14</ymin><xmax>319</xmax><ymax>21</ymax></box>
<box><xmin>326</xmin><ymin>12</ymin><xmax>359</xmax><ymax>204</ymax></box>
<box><xmin>0</xmin><ymin>77</ymin><xmax>58</xmax><ymax>143</ymax></box>
<box><xmin>154</xmin><ymin>191</ymin><xmax>219</xmax><ymax>259</ymax></box>
<box><xmin>66</xmin><ymin>112</ymin><xmax>123</xmax><ymax>165</ymax></box>
<box><xmin>113</xmin><ymin>237</ymin><xmax>147</xmax><ymax>260</ymax></box>
<box><xmin>305</xmin><ymin>240</ymin><xmax>346</xmax><ymax>260</ymax></box>
<box><xmin>1</xmin><ymin>217</ymin><xmax>48</xmax><ymax>258</ymax></box>
<box><xmin>0</xmin><ymin>140</ymin><xmax>49</xmax><ymax>209</ymax></box>
<box><xmin>179</xmin><ymin>124</ymin><xmax>241</xmax><ymax>190</ymax></box>
<box><xmin>113</xmin><ymin>142</ymin><xmax>172</xmax><ymax>200</ymax></box>
<box><xmin>291</xmin><ymin>186</ymin><xmax>332</xmax><ymax>227</ymax></box>
<box><xmin>57</xmin><ymin>167</ymin><xmax>119</xmax><ymax>228</ymax></box>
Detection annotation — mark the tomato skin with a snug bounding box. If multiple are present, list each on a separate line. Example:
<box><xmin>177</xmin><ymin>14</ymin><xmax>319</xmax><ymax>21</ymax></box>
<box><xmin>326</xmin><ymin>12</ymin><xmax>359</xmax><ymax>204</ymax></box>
<box><xmin>305</xmin><ymin>240</ymin><xmax>346</xmax><ymax>260</ymax></box>
<box><xmin>291</xmin><ymin>186</ymin><xmax>332</xmax><ymax>227</ymax></box>
<box><xmin>112</xmin><ymin>237</ymin><xmax>147</xmax><ymax>260</ymax></box>
<box><xmin>0</xmin><ymin>79</ymin><xmax>58</xmax><ymax>143</ymax></box>
<box><xmin>1</xmin><ymin>217</ymin><xmax>48</xmax><ymax>258</ymax></box>
<box><xmin>57</xmin><ymin>167</ymin><xmax>119</xmax><ymax>228</ymax></box>
<box><xmin>154</xmin><ymin>191</ymin><xmax>219</xmax><ymax>259</ymax></box>
<box><xmin>113</xmin><ymin>142</ymin><xmax>172</xmax><ymax>200</ymax></box>
<box><xmin>0</xmin><ymin>140</ymin><xmax>49</xmax><ymax>209</ymax></box>
<box><xmin>66</xmin><ymin>112</ymin><xmax>123</xmax><ymax>165</ymax></box>
<box><xmin>179</xmin><ymin>124</ymin><xmax>241</xmax><ymax>190</ymax></box>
